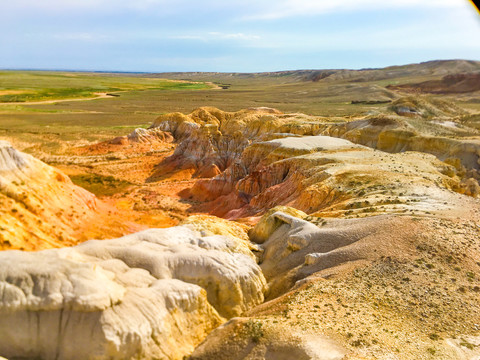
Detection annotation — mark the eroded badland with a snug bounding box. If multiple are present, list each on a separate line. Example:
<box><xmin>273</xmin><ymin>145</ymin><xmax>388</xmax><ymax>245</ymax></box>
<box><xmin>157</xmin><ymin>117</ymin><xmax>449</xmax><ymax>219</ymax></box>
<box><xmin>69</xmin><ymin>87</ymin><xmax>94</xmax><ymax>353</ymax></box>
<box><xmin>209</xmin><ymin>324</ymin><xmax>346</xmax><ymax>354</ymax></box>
<box><xmin>1</xmin><ymin>60</ymin><xmax>480</xmax><ymax>359</ymax></box>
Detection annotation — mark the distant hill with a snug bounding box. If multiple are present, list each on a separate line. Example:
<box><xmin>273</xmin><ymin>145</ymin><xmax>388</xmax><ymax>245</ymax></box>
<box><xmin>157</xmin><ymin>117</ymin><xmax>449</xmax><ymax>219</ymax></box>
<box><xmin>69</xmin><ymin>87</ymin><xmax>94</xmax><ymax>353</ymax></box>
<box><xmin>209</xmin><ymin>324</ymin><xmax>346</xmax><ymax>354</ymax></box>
<box><xmin>149</xmin><ymin>59</ymin><xmax>480</xmax><ymax>84</ymax></box>
<box><xmin>387</xmin><ymin>72</ymin><xmax>480</xmax><ymax>94</ymax></box>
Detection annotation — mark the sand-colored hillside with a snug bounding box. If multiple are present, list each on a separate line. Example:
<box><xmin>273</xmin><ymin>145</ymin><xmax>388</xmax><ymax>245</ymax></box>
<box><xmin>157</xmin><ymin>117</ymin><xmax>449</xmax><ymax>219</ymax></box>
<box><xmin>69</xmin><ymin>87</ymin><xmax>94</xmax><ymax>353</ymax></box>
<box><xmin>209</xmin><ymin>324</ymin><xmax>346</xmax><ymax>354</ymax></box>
<box><xmin>190</xmin><ymin>204</ymin><xmax>480</xmax><ymax>360</ymax></box>
<box><xmin>0</xmin><ymin>141</ymin><xmax>146</xmax><ymax>250</ymax></box>
<box><xmin>0</xmin><ymin>141</ymin><xmax>98</xmax><ymax>250</ymax></box>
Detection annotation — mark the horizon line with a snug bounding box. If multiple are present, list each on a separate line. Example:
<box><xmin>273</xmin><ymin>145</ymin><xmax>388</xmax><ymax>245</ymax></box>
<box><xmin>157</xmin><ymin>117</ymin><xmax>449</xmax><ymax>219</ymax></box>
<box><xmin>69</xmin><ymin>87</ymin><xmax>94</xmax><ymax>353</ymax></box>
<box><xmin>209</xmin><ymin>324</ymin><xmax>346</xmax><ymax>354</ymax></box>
<box><xmin>1</xmin><ymin>58</ymin><xmax>478</xmax><ymax>75</ymax></box>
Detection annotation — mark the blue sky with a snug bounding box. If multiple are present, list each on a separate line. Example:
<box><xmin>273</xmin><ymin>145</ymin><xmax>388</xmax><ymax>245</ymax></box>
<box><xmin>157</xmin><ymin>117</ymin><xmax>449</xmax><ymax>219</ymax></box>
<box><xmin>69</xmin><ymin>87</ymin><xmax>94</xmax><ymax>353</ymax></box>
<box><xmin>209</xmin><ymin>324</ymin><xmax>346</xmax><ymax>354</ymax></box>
<box><xmin>1</xmin><ymin>0</ymin><xmax>479</xmax><ymax>72</ymax></box>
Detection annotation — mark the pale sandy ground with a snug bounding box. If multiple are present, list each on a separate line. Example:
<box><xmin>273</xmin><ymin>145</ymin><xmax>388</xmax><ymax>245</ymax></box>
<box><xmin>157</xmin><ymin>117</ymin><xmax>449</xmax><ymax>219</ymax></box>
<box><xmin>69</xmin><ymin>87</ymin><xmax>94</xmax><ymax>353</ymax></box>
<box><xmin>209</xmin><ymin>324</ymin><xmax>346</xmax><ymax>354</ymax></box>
<box><xmin>0</xmin><ymin>92</ymin><xmax>115</xmax><ymax>105</ymax></box>
<box><xmin>0</xmin><ymin>81</ymin><xmax>219</xmax><ymax>106</ymax></box>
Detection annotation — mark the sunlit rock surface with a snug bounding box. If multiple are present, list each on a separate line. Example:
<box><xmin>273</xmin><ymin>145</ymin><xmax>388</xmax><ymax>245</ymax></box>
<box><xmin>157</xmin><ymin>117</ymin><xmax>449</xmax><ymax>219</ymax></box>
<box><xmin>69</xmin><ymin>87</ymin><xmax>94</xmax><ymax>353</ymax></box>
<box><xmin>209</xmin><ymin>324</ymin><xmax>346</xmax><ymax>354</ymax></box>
<box><xmin>190</xmin><ymin>317</ymin><xmax>346</xmax><ymax>360</ymax></box>
<box><xmin>0</xmin><ymin>141</ymin><xmax>97</xmax><ymax>250</ymax></box>
<box><xmin>146</xmin><ymin>106</ymin><xmax>480</xmax><ymax>219</ymax></box>
<box><xmin>148</xmin><ymin>107</ymin><xmax>322</xmax><ymax>179</ymax></box>
<box><xmin>109</xmin><ymin>127</ymin><xmax>174</xmax><ymax>145</ymax></box>
<box><xmin>192</xmin><ymin>134</ymin><xmax>467</xmax><ymax>218</ymax></box>
<box><xmin>0</xmin><ymin>222</ymin><xmax>266</xmax><ymax>360</ymax></box>
<box><xmin>190</xmin><ymin>201</ymin><xmax>480</xmax><ymax>359</ymax></box>
<box><xmin>149</xmin><ymin>104</ymin><xmax>480</xmax><ymax>184</ymax></box>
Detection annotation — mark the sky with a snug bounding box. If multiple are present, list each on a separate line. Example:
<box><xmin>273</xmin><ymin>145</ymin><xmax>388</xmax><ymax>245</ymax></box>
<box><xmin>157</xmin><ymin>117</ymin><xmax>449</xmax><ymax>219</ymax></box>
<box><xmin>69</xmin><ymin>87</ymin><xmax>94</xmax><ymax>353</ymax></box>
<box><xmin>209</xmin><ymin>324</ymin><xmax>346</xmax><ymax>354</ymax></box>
<box><xmin>0</xmin><ymin>0</ymin><xmax>479</xmax><ymax>72</ymax></box>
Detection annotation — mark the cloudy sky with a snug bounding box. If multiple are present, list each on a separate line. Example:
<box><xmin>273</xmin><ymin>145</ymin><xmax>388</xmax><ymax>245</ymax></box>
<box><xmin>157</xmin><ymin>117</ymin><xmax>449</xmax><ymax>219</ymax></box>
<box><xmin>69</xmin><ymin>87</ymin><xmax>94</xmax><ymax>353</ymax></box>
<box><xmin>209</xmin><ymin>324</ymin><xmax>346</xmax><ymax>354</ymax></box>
<box><xmin>1</xmin><ymin>0</ymin><xmax>479</xmax><ymax>72</ymax></box>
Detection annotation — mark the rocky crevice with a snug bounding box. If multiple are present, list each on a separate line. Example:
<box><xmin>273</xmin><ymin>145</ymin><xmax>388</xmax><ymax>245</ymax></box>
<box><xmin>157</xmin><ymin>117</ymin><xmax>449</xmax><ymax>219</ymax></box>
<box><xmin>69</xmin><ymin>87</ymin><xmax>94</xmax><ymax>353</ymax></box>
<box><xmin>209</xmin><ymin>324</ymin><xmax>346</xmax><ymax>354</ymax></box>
<box><xmin>145</xmin><ymin>107</ymin><xmax>480</xmax><ymax>215</ymax></box>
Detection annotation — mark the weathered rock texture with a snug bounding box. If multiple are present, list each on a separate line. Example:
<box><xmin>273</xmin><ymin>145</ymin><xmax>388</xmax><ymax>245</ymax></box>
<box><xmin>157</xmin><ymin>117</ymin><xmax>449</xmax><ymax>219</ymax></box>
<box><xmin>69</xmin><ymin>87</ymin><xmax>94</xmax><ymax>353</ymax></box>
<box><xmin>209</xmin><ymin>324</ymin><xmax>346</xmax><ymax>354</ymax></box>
<box><xmin>148</xmin><ymin>107</ymin><xmax>325</xmax><ymax>180</ymax></box>
<box><xmin>0</xmin><ymin>141</ymin><xmax>97</xmax><ymax>250</ymax></box>
<box><xmin>0</xmin><ymin>219</ymin><xmax>266</xmax><ymax>360</ymax></box>
<box><xmin>191</xmin><ymin>204</ymin><xmax>480</xmax><ymax>360</ymax></box>
<box><xmin>253</xmin><ymin>210</ymin><xmax>416</xmax><ymax>298</ymax></box>
<box><xmin>111</xmin><ymin>127</ymin><xmax>174</xmax><ymax>145</ymax></box>
<box><xmin>146</xmin><ymin>106</ymin><xmax>480</xmax><ymax>218</ymax></box>
<box><xmin>191</xmin><ymin>134</ymin><xmax>467</xmax><ymax>218</ymax></box>
<box><xmin>190</xmin><ymin>317</ymin><xmax>346</xmax><ymax>360</ymax></box>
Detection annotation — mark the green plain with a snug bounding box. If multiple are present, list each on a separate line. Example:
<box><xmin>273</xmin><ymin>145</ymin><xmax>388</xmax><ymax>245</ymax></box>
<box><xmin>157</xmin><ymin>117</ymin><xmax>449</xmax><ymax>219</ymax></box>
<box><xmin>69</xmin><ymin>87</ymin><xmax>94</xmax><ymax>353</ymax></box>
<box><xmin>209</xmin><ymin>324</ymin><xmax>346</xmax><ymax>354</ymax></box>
<box><xmin>0</xmin><ymin>67</ymin><xmax>478</xmax><ymax>156</ymax></box>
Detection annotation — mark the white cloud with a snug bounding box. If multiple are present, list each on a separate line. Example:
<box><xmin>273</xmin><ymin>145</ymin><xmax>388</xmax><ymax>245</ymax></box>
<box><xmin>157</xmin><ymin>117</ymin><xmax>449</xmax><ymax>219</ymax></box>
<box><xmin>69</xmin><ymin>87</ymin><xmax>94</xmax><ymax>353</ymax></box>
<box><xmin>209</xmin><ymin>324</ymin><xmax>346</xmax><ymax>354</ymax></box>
<box><xmin>244</xmin><ymin>0</ymin><xmax>470</xmax><ymax>20</ymax></box>
<box><xmin>2</xmin><ymin>0</ymin><xmax>188</xmax><ymax>14</ymax></box>
<box><xmin>53</xmin><ymin>32</ymin><xmax>110</xmax><ymax>41</ymax></box>
<box><xmin>208</xmin><ymin>32</ymin><xmax>261</xmax><ymax>40</ymax></box>
<box><xmin>170</xmin><ymin>32</ymin><xmax>261</xmax><ymax>42</ymax></box>
<box><xmin>249</xmin><ymin>5</ymin><xmax>480</xmax><ymax>52</ymax></box>
<box><xmin>170</xmin><ymin>35</ymin><xmax>205</xmax><ymax>40</ymax></box>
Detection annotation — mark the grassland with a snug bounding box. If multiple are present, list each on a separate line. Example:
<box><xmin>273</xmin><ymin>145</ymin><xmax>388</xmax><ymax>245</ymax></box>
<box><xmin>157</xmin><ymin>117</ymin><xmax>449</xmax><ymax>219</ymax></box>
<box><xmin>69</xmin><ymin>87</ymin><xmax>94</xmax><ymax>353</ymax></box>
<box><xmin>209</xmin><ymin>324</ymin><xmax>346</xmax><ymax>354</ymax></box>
<box><xmin>69</xmin><ymin>173</ymin><xmax>133</xmax><ymax>197</ymax></box>
<box><xmin>1</xmin><ymin>62</ymin><xmax>479</xmax><ymax>157</ymax></box>
<box><xmin>0</xmin><ymin>71</ymin><xmax>211</xmax><ymax>153</ymax></box>
<box><xmin>0</xmin><ymin>71</ymin><xmax>208</xmax><ymax>102</ymax></box>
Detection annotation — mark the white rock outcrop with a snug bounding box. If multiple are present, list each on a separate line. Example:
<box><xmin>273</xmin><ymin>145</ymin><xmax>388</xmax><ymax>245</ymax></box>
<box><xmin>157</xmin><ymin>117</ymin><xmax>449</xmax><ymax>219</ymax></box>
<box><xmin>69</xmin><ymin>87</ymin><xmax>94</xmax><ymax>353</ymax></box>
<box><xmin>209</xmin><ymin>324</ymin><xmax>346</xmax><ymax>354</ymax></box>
<box><xmin>252</xmin><ymin>210</ymin><xmax>427</xmax><ymax>298</ymax></box>
<box><xmin>0</xmin><ymin>225</ymin><xmax>267</xmax><ymax>360</ymax></box>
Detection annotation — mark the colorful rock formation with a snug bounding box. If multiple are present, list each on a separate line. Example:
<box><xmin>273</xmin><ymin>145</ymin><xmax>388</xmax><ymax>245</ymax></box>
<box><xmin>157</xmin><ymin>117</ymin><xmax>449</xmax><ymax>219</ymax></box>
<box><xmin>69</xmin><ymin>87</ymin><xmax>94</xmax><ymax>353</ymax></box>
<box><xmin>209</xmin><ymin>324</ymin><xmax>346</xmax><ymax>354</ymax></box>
<box><xmin>0</xmin><ymin>220</ymin><xmax>266</xmax><ymax>360</ymax></box>
<box><xmin>0</xmin><ymin>141</ymin><xmax>97</xmax><ymax>250</ymax></box>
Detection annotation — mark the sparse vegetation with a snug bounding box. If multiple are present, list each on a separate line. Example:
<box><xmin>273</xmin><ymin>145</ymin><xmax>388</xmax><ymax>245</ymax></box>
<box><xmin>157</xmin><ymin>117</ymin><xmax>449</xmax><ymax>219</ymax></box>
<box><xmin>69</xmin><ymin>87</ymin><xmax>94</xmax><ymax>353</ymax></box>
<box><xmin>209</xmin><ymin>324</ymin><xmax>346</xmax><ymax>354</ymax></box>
<box><xmin>0</xmin><ymin>71</ymin><xmax>209</xmax><ymax>103</ymax></box>
<box><xmin>242</xmin><ymin>320</ymin><xmax>264</xmax><ymax>343</ymax></box>
<box><xmin>70</xmin><ymin>173</ymin><xmax>132</xmax><ymax>197</ymax></box>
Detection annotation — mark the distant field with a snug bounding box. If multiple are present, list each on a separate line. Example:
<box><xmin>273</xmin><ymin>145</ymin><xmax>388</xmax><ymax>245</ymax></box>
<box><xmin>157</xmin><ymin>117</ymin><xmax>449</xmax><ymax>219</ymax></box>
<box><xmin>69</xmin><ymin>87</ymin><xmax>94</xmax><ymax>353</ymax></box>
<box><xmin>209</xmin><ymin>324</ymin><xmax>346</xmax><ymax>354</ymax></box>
<box><xmin>0</xmin><ymin>71</ymin><xmax>209</xmax><ymax>102</ymax></box>
<box><xmin>0</xmin><ymin>70</ymin><xmax>376</xmax><ymax>155</ymax></box>
<box><xmin>0</xmin><ymin>63</ymin><xmax>479</xmax><ymax>156</ymax></box>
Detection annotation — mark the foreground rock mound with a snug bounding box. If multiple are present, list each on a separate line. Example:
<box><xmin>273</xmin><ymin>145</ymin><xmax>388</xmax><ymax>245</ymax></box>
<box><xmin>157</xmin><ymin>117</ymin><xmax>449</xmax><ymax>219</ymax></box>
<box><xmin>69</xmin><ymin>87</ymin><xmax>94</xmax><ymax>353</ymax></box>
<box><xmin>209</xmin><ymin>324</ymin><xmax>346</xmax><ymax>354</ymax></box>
<box><xmin>0</xmin><ymin>142</ymin><xmax>144</xmax><ymax>250</ymax></box>
<box><xmin>0</xmin><ymin>220</ymin><xmax>266</xmax><ymax>360</ymax></box>
<box><xmin>191</xmin><ymin>205</ymin><xmax>480</xmax><ymax>360</ymax></box>
<box><xmin>0</xmin><ymin>141</ymin><xmax>97</xmax><ymax>250</ymax></box>
<box><xmin>190</xmin><ymin>317</ymin><xmax>346</xmax><ymax>360</ymax></box>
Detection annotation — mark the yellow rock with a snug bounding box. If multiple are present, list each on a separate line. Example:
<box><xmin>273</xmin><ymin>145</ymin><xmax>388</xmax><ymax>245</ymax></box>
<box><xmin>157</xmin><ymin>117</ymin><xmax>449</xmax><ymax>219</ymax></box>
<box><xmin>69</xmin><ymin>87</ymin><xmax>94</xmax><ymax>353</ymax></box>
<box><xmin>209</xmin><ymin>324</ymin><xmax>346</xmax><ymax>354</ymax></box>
<box><xmin>249</xmin><ymin>206</ymin><xmax>308</xmax><ymax>244</ymax></box>
<box><xmin>181</xmin><ymin>214</ymin><xmax>249</xmax><ymax>241</ymax></box>
<box><xmin>0</xmin><ymin>141</ymin><xmax>97</xmax><ymax>250</ymax></box>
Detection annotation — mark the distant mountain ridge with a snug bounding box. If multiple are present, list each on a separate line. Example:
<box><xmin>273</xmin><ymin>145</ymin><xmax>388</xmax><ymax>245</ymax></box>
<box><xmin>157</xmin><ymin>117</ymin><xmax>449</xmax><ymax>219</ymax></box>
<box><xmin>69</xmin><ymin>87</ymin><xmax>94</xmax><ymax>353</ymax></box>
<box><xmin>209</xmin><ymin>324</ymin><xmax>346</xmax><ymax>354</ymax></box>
<box><xmin>4</xmin><ymin>59</ymin><xmax>480</xmax><ymax>84</ymax></box>
<box><xmin>387</xmin><ymin>72</ymin><xmax>480</xmax><ymax>94</ymax></box>
<box><xmin>150</xmin><ymin>59</ymin><xmax>480</xmax><ymax>83</ymax></box>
